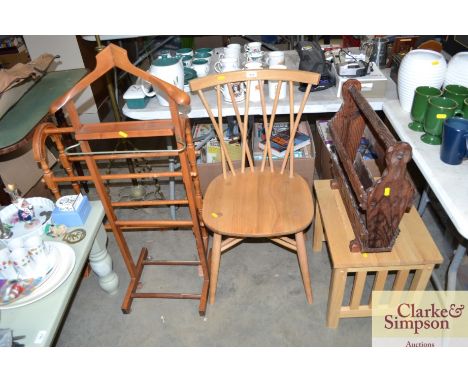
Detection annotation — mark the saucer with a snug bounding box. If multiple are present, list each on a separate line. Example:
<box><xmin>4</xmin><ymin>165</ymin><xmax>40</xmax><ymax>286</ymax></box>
<box><xmin>0</xmin><ymin>241</ymin><xmax>75</xmax><ymax>309</ymax></box>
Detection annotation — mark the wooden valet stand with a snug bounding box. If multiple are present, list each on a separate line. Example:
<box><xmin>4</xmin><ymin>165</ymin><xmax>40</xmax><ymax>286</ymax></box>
<box><xmin>32</xmin><ymin>44</ymin><xmax>210</xmax><ymax>315</ymax></box>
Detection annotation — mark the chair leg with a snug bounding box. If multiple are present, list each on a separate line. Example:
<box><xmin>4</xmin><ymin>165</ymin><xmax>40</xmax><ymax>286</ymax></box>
<box><xmin>209</xmin><ymin>233</ymin><xmax>222</xmax><ymax>304</ymax></box>
<box><xmin>295</xmin><ymin>231</ymin><xmax>313</xmax><ymax>304</ymax></box>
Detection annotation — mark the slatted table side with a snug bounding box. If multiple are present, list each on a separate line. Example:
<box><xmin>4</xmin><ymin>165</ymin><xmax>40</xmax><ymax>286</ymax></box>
<box><xmin>314</xmin><ymin>180</ymin><xmax>443</xmax><ymax>328</ymax></box>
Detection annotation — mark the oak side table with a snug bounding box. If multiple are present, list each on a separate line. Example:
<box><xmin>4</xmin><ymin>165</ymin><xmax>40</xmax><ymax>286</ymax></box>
<box><xmin>312</xmin><ymin>180</ymin><xmax>443</xmax><ymax>328</ymax></box>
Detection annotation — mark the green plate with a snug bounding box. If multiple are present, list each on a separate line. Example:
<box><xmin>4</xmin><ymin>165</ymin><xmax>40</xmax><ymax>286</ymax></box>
<box><xmin>184</xmin><ymin>67</ymin><xmax>197</xmax><ymax>84</ymax></box>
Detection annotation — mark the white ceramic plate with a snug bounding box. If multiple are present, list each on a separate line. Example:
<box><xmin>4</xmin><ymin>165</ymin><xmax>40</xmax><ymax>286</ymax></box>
<box><xmin>0</xmin><ymin>197</ymin><xmax>54</xmax><ymax>244</ymax></box>
<box><xmin>0</xmin><ymin>242</ymin><xmax>76</xmax><ymax>310</ymax></box>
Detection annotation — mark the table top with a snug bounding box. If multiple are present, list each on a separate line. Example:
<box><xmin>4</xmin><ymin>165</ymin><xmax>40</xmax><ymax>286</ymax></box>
<box><xmin>383</xmin><ymin>100</ymin><xmax>468</xmax><ymax>240</ymax></box>
<box><xmin>0</xmin><ymin>200</ymin><xmax>104</xmax><ymax>347</ymax></box>
<box><xmin>314</xmin><ymin>180</ymin><xmax>443</xmax><ymax>269</ymax></box>
<box><xmin>0</xmin><ymin>68</ymin><xmax>88</xmax><ymax>155</ymax></box>
<box><xmin>122</xmin><ymin>50</ymin><xmax>398</xmax><ymax>120</ymax></box>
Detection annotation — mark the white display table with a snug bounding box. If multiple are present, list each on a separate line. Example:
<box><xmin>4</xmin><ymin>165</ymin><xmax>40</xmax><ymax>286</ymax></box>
<box><xmin>383</xmin><ymin>100</ymin><xmax>468</xmax><ymax>240</ymax></box>
<box><xmin>0</xmin><ymin>201</ymin><xmax>119</xmax><ymax>346</ymax></box>
<box><xmin>122</xmin><ymin>50</ymin><xmax>398</xmax><ymax>121</ymax></box>
<box><xmin>383</xmin><ymin>100</ymin><xmax>468</xmax><ymax>291</ymax></box>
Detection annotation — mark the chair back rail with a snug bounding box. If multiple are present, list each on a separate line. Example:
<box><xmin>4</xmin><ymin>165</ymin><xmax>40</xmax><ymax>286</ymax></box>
<box><xmin>190</xmin><ymin>69</ymin><xmax>320</xmax><ymax>178</ymax></box>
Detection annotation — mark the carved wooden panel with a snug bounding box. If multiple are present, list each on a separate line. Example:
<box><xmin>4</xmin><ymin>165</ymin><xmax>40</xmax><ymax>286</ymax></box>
<box><xmin>325</xmin><ymin>80</ymin><xmax>415</xmax><ymax>252</ymax></box>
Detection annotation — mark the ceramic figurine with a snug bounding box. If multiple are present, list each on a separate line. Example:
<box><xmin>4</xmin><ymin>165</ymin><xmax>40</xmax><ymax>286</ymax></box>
<box><xmin>4</xmin><ymin>184</ymin><xmax>38</xmax><ymax>226</ymax></box>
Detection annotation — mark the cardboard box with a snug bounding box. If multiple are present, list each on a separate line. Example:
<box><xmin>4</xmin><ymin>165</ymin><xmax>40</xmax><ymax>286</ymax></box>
<box><xmin>313</xmin><ymin>120</ymin><xmax>334</xmax><ymax>179</ymax></box>
<box><xmin>0</xmin><ymin>50</ymin><xmax>30</xmax><ymax>69</ymax></box>
<box><xmin>205</xmin><ymin>138</ymin><xmax>242</xmax><ymax>163</ymax></box>
<box><xmin>195</xmin><ymin>121</ymin><xmax>315</xmax><ymax>194</ymax></box>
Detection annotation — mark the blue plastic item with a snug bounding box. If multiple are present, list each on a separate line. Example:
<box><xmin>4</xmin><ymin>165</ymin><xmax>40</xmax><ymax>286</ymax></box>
<box><xmin>51</xmin><ymin>196</ymin><xmax>91</xmax><ymax>227</ymax></box>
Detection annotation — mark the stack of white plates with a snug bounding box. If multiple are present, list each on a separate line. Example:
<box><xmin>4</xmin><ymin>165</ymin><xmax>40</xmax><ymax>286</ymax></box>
<box><xmin>444</xmin><ymin>52</ymin><xmax>468</xmax><ymax>88</ymax></box>
<box><xmin>398</xmin><ymin>49</ymin><xmax>447</xmax><ymax>112</ymax></box>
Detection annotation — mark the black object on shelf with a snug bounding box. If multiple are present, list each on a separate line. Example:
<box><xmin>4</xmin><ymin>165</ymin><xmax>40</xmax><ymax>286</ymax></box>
<box><xmin>296</xmin><ymin>40</ymin><xmax>335</xmax><ymax>92</ymax></box>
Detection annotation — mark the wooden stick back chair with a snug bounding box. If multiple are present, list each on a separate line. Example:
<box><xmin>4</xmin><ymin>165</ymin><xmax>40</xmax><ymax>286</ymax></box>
<box><xmin>32</xmin><ymin>43</ymin><xmax>209</xmax><ymax>315</ymax></box>
<box><xmin>190</xmin><ymin>69</ymin><xmax>320</xmax><ymax>304</ymax></box>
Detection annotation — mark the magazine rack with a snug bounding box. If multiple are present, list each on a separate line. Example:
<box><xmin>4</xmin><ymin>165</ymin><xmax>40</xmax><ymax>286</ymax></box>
<box><xmin>32</xmin><ymin>44</ymin><xmax>209</xmax><ymax>315</ymax></box>
<box><xmin>326</xmin><ymin>79</ymin><xmax>415</xmax><ymax>253</ymax></box>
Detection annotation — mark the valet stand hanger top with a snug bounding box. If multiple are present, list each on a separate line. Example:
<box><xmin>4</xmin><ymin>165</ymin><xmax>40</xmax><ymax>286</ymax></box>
<box><xmin>32</xmin><ymin>43</ymin><xmax>210</xmax><ymax>315</ymax></box>
<box><xmin>42</xmin><ymin>43</ymin><xmax>191</xmax><ymax>151</ymax></box>
<box><xmin>50</xmin><ymin>43</ymin><xmax>189</xmax><ymax>114</ymax></box>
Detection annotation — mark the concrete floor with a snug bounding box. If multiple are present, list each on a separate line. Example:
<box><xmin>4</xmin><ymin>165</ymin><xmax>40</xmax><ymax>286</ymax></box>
<box><xmin>52</xmin><ymin>177</ymin><xmax>465</xmax><ymax>347</ymax></box>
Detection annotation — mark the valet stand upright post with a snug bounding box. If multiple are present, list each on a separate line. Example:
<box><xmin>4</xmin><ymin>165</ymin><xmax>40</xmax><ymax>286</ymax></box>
<box><xmin>32</xmin><ymin>44</ymin><xmax>210</xmax><ymax>315</ymax></box>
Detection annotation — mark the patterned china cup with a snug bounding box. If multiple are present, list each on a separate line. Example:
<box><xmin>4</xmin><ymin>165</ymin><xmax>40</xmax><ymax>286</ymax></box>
<box><xmin>7</xmin><ymin>237</ymin><xmax>24</xmax><ymax>251</ymax></box>
<box><xmin>24</xmin><ymin>235</ymin><xmax>51</xmax><ymax>276</ymax></box>
<box><xmin>0</xmin><ymin>247</ymin><xmax>18</xmax><ymax>280</ymax></box>
<box><xmin>9</xmin><ymin>247</ymin><xmax>37</xmax><ymax>279</ymax></box>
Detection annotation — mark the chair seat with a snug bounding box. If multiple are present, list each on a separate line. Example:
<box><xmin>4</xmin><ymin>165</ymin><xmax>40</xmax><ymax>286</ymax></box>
<box><xmin>202</xmin><ymin>170</ymin><xmax>314</xmax><ymax>237</ymax></box>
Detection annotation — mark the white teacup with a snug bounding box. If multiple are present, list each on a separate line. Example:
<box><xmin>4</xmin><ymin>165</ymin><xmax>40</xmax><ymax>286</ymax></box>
<box><xmin>220</xmin><ymin>47</ymin><xmax>240</xmax><ymax>61</ymax></box>
<box><xmin>193</xmin><ymin>52</ymin><xmax>212</xmax><ymax>64</ymax></box>
<box><xmin>268</xmin><ymin>64</ymin><xmax>288</xmax><ymax>101</ymax></box>
<box><xmin>221</xmin><ymin>81</ymin><xmax>246</xmax><ymax>103</ymax></box>
<box><xmin>227</xmin><ymin>43</ymin><xmax>241</xmax><ymax>53</ymax></box>
<box><xmin>244</xmin><ymin>62</ymin><xmax>263</xmax><ymax>102</ymax></box>
<box><xmin>7</xmin><ymin>237</ymin><xmax>24</xmax><ymax>251</ymax></box>
<box><xmin>266</xmin><ymin>51</ymin><xmax>285</xmax><ymax>66</ymax></box>
<box><xmin>244</xmin><ymin>41</ymin><xmax>262</xmax><ymax>54</ymax></box>
<box><xmin>24</xmin><ymin>235</ymin><xmax>51</xmax><ymax>276</ymax></box>
<box><xmin>10</xmin><ymin>247</ymin><xmax>37</xmax><ymax>279</ymax></box>
<box><xmin>192</xmin><ymin>59</ymin><xmax>210</xmax><ymax>78</ymax></box>
<box><xmin>0</xmin><ymin>247</ymin><xmax>18</xmax><ymax>280</ymax></box>
<box><xmin>245</xmin><ymin>51</ymin><xmax>264</xmax><ymax>64</ymax></box>
<box><xmin>215</xmin><ymin>57</ymin><xmax>240</xmax><ymax>73</ymax></box>
<box><xmin>180</xmin><ymin>55</ymin><xmax>193</xmax><ymax>68</ymax></box>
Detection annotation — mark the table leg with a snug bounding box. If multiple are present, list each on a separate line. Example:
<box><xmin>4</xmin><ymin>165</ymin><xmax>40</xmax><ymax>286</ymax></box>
<box><xmin>447</xmin><ymin>243</ymin><xmax>467</xmax><ymax>291</ymax></box>
<box><xmin>88</xmin><ymin>224</ymin><xmax>119</xmax><ymax>295</ymax></box>
<box><xmin>327</xmin><ymin>268</ymin><xmax>347</xmax><ymax>328</ymax></box>
<box><xmin>417</xmin><ymin>186</ymin><xmax>430</xmax><ymax>216</ymax></box>
<box><xmin>313</xmin><ymin>201</ymin><xmax>324</xmax><ymax>252</ymax></box>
